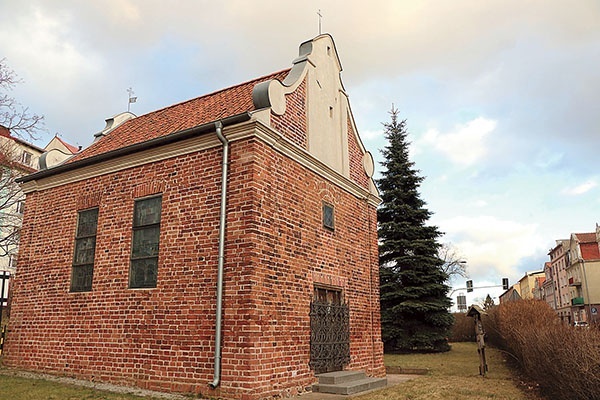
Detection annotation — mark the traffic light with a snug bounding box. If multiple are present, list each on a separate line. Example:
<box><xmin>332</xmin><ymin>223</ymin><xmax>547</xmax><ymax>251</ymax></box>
<box><xmin>502</xmin><ymin>278</ymin><xmax>509</xmax><ymax>290</ymax></box>
<box><xmin>466</xmin><ymin>280</ymin><xmax>473</xmax><ymax>292</ymax></box>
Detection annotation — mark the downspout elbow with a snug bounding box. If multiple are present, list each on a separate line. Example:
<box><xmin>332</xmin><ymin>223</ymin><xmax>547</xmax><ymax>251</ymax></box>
<box><xmin>210</xmin><ymin>120</ymin><xmax>227</xmax><ymax>390</ymax></box>
<box><xmin>215</xmin><ymin>120</ymin><xmax>226</xmax><ymax>147</ymax></box>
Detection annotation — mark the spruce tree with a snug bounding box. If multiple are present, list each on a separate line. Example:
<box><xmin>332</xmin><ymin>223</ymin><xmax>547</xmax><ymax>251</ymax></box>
<box><xmin>483</xmin><ymin>294</ymin><xmax>495</xmax><ymax>311</ymax></box>
<box><xmin>377</xmin><ymin>107</ymin><xmax>453</xmax><ymax>353</ymax></box>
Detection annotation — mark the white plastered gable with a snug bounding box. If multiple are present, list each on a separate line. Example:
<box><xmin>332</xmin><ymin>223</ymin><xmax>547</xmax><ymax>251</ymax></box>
<box><xmin>304</xmin><ymin>35</ymin><xmax>349</xmax><ymax>177</ymax></box>
<box><xmin>251</xmin><ymin>34</ymin><xmax>377</xmax><ymax>197</ymax></box>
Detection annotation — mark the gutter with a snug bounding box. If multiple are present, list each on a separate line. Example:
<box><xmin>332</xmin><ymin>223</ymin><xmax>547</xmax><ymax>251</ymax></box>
<box><xmin>209</xmin><ymin>121</ymin><xmax>227</xmax><ymax>389</ymax></box>
<box><xmin>16</xmin><ymin>112</ymin><xmax>251</xmax><ymax>184</ymax></box>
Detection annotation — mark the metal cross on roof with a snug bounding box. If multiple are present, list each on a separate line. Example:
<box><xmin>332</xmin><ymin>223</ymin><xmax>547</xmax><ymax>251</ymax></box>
<box><xmin>127</xmin><ymin>87</ymin><xmax>137</xmax><ymax>112</ymax></box>
<box><xmin>317</xmin><ymin>9</ymin><xmax>323</xmax><ymax>35</ymax></box>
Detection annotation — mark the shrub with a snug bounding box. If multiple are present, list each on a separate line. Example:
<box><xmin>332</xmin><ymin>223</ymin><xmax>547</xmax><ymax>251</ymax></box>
<box><xmin>449</xmin><ymin>312</ymin><xmax>475</xmax><ymax>342</ymax></box>
<box><xmin>485</xmin><ymin>300</ymin><xmax>600</xmax><ymax>400</ymax></box>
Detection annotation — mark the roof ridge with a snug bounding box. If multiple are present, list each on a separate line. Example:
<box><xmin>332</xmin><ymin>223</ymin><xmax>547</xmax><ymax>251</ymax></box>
<box><xmin>54</xmin><ymin>135</ymin><xmax>80</xmax><ymax>153</ymax></box>
<box><xmin>67</xmin><ymin>67</ymin><xmax>292</xmax><ymax>164</ymax></box>
<box><xmin>573</xmin><ymin>232</ymin><xmax>597</xmax><ymax>244</ymax></box>
<box><xmin>141</xmin><ymin>67</ymin><xmax>291</xmax><ymax>118</ymax></box>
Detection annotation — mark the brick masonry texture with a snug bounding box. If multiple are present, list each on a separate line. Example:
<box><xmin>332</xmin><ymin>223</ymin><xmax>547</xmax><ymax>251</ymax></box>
<box><xmin>271</xmin><ymin>79</ymin><xmax>307</xmax><ymax>149</ymax></box>
<box><xmin>5</xmin><ymin>135</ymin><xmax>384</xmax><ymax>399</ymax></box>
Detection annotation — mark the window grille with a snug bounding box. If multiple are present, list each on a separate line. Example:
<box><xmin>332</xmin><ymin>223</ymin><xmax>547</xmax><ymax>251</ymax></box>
<box><xmin>310</xmin><ymin>286</ymin><xmax>349</xmax><ymax>373</ymax></box>
<box><xmin>129</xmin><ymin>196</ymin><xmax>162</xmax><ymax>288</ymax></box>
<box><xmin>322</xmin><ymin>202</ymin><xmax>335</xmax><ymax>230</ymax></box>
<box><xmin>70</xmin><ymin>208</ymin><xmax>98</xmax><ymax>292</ymax></box>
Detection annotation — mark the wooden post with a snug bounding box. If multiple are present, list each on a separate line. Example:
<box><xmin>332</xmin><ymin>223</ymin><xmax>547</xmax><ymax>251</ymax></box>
<box><xmin>0</xmin><ymin>325</ymin><xmax>5</xmax><ymax>356</ymax></box>
<box><xmin>0</xmin><ymin>271</ymin><xmax>9</xmax><ymax>329</ymax></box>
<box><xmin>467</xmin><ymin>305</ymin><xmax>488</xmax><ymax>376</ymax></box>
<box><xmin>0</xmin><ymin>271</ymin><xmax>8</xmax><ymax>356</ymax></box>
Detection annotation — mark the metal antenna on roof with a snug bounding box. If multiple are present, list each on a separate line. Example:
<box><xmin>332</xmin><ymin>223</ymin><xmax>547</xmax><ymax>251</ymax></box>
<box><xmin>127</xmin><ymin>87</ymin><xmax>137</xmax><ymax>112</ymax></box>
<box><xmin>317</xmin><ymin>9</ymin><xmax>323</xmax><ymax>35</ymax></box>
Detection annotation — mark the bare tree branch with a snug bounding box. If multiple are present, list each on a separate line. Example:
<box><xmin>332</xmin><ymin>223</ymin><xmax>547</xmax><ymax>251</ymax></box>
<box><xmin>438</xmin><ymin>242</ymin><xmax>469</xmax><ymax>281</ymax></box>
<box><xmin>0</xmin><ymin>58</ymin><xmax>44</xmax><ymax>141</ymax></box>
<box><xmin>0</xmin><ymin>140</ymin><xmax>27</xmax><ymax>258</ymax></box>
<box><xmin>0</xmin><ymin>59</ymin><xmax>44</xmax><ymax>266</ymax></box>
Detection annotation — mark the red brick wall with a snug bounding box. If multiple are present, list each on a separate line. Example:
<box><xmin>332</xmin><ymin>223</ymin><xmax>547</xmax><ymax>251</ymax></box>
<box><xmin>6</xmin><ymin>148</ymin><xmax>227</xmax><ymax>393</ymax></box>
<box><xmin>347</xmin><ymin>117</ymin><xmax>370</xmax><ymax>189</ymax></box>
<box><xmin>271</xmin><ymin>78</ymin><xmax>307</xmax><ymax>149</ymax></box>
<box><xmin>5</xmin><ymin>133</ymin><xmax>383</xmax><ymax>399</ymax></box>
<box><xmin>221</xmin><ymin>137</ymin><xmax>383</xmax><ymax>398</ymax></box>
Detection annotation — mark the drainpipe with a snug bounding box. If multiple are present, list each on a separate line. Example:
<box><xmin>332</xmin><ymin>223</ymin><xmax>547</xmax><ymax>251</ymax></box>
<box><xmin>581</xmin><ymin>258</ymin><xmax>591</xmax><ymax>323</ymax></box>
<box><xmin>209</xmin><ymin>120</ymin><xmax>227</xmax><ymax>389</ymax></box>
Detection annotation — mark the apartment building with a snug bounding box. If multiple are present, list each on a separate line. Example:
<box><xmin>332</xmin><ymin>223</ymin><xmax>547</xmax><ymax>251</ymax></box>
<box><xmin>565</xmin><ymin>232</ymin><xmax>600</xmax><ymax>325</ymax></box>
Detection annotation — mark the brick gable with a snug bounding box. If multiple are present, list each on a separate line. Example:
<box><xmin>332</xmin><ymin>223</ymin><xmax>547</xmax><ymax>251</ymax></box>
<box><xmin>347</xmin><ymin>116</ymin><xmax>370</xmax><ymax>189</ymax></box>
<box><xmin>574</xmin><ymin>232</ymin><xmax>600</xmax><ymax>260</ymax></box>
<box><xmin>271</xmin><ymin>77</ymin><xmax>308</xmax><ymax>149</ymax></box>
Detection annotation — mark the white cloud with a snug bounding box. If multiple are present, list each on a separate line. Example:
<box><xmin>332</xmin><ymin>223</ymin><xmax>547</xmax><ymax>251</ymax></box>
<box><xmin>473</xmin><ymin>199</ymin><xmax>488</xmax><ymax>208</ymax></box>
<box><xmin>439</xmin><ymin>215</ymin><xmax>544</xmax><ymax>281</ymax></box>
<box><xmin>0</xmin><ymin>7</ymin><xmax>103</xmax><ymax>91</ymax></box>
<box><xmin>562</xmin><ymin>180</ymin><xmax>597</xmax><ymax>196</ymax></box>
<box><xmin>417</xmin><ymin>117</ymin><xmax>497</xmax><ymax>166</ymax></box>
<box><xmin>104</xmin><ymin>0</ymin><xmax>141</xmax><ymax>24</ymax></box>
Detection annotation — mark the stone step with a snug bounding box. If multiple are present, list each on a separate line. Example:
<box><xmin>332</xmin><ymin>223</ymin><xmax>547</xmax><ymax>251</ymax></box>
<box><xmin>316</xmin><ymin>370</ymin><xmax>367</xmax><ymax>385</ymax></box>
<box><xmin>313</xmin><ymin>376</ymin><xmax>388</xmax><ymax>395</ymax></box>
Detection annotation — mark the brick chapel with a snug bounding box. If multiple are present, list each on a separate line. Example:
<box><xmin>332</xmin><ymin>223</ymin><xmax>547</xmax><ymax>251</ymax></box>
<box><xmin>4</xmin><ymin>34</ymin><xmax>385</xmax><ymax>399</ymax></box>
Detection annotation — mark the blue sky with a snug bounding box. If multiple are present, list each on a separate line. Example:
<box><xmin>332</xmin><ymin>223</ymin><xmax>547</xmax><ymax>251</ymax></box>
<box><xmin>1</xmin><ymin>1</ymin><xmax>599</xmax><ymax>307</ymax></box>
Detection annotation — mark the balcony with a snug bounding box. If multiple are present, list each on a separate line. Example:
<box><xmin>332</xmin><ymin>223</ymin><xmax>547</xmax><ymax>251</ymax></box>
<box><xmin>569</xmin><ymin>277</ymin><xmax>582</xmax><ymax>286</ymax></box>
<box><xmin>571</xmin><ymin>297</ymin><xmax>585</xmax><ymax>306</ymax></box>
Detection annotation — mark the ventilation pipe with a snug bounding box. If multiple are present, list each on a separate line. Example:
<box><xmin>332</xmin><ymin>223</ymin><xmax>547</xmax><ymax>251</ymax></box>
<box><xmin>209</xmin><ymin>120</ymin><xmax>227</xmax><ymax>389</ymax></box>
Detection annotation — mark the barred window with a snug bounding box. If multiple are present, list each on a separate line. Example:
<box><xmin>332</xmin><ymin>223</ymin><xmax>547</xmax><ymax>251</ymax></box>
<box><xmin>70</xmin><ymin>208</ymin><xmax>98</xmax><ymax>292</ymax></box>
<box><xmin>322</xmin><ymin>202</ymin><xmax>335</xmax><ymax>230</ymax></box>
<box><xmin>314</xmin><ymin>286</ymin><xmax>343</xmax><ymax>305</ymax></box>
<box><xmin>129</xmin><ymin>196</ymin><xmax>162</xmax><ymax>288</ymax></box>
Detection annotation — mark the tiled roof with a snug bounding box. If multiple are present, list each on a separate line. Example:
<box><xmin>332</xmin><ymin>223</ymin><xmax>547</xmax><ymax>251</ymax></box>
<box><xmin>536</xmin><ymin>276</ymin><xmax>546</xmax><ymax>285</ymax></box>
<box><xmin>54</xmin><ymin>135</ymin><xmax>80</xmax><ymax>154</ymax></box>
<box><xmin>0</xmin><ymin>125</ymin><xmax>10</xmax><ymax>137</ymax></box>
<box><xmin>70</xmin><ymin>69</ymin><xmax>291</xmax><ymax>162</ymax></box>
<box><xmin>574</xmin><ymin>232</ymin><xmax>596</xmax><ymax>243</ymax></box>
<box><xmin>0</xmin><ymin>125</ymin><xmax>45</xmax><ymax>152</ymax></box>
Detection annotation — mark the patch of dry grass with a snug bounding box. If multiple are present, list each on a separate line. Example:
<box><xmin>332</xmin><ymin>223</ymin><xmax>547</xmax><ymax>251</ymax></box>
<box><xmin>0</xmin><ymin>370</ymin><xmax>193</xmax><ymax>400</ymax></box>
<box><xmin>355</xmin><ymin>342</ymin><xmax>544</xmax><ymax>400</ymax></box>
<box><xmin>0</xmin><ymin>342</ymin><xmax>543</xmax><ymax>400</ymax></box>
<box><xmin>0</xmin><ymin>374</ymin><xmax>160</xmax><ymax>400</ymax></box>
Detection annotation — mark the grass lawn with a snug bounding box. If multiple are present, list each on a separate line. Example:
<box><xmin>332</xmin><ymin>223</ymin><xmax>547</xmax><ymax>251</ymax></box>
<box><xmin>0</xmin><ymin>373</ymin><xmax>163</xmax><ymax>400</ymax></box>
<box><xmin>354</xmin><ymin>342</ymin><xmax>544</xmax><ymax>400</ymax></box>
<box><xmin>0</xmin><ymin>342</ymin><xmax>543</xmax><ymax>400</ymax></box>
